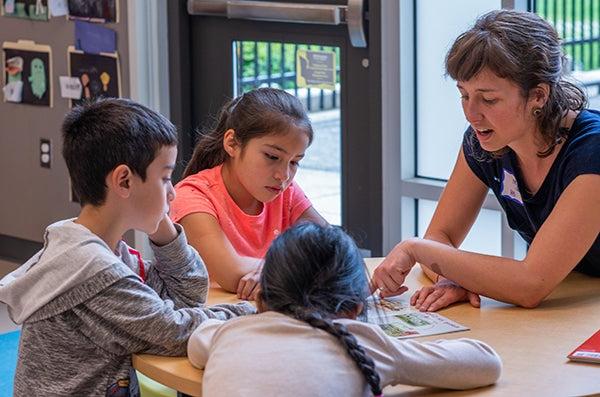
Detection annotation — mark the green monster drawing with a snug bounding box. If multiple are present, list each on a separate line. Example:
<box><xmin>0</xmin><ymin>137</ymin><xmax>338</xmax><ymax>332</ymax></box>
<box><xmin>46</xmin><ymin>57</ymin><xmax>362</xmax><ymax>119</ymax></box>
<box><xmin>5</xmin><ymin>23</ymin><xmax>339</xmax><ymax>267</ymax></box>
<box><xmin>28</xmin><ymin>58</ymin><xmax>46</xmax><ymax>99</ymax></box>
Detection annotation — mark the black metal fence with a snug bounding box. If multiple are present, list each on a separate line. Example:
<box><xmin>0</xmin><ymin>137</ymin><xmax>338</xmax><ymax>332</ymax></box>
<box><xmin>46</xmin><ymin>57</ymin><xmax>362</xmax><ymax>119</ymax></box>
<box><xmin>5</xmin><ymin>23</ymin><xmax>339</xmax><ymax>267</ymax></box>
<box><xmin>234</xmin><ymin>41</ymin><xmax>340</xmax><ymax>112</ymax></box>
<box><xmin>534</xmin><ymin>0</ymin><xmax>600</xmax><ymax>72</ymax></box>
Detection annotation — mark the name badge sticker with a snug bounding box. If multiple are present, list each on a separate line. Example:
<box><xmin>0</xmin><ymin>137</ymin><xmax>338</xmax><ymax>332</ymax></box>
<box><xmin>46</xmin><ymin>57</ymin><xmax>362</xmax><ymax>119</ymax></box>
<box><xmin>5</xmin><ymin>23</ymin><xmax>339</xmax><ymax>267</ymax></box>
<box><xmin>500</xmin><ymin>168</ymin><xmax>524</xmax><ymax>205</ymax></box>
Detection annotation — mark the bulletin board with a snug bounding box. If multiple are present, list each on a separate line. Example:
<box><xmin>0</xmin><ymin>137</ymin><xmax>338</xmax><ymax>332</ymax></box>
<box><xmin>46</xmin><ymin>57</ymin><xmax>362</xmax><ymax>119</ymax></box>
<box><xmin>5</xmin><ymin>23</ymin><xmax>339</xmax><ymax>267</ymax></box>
<box><xmin>0</xmin><ymin>0</ymin><xmax>130</xmax><ymax>246</ymax></box>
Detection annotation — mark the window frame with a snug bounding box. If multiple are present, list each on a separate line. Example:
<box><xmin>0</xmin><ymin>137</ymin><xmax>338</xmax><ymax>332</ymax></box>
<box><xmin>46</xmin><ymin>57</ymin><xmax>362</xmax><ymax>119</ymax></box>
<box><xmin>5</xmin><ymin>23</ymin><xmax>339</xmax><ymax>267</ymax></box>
<box><xmin>381</xmin><ymin>0</ymin><xmax>528</xmax><ymax>257</ymax></box>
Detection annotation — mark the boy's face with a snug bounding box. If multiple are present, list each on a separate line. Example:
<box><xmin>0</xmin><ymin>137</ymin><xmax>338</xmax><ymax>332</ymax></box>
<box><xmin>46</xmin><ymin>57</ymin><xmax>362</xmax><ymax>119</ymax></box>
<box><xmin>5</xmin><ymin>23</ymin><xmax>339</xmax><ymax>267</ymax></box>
<box><xmin>130</xmin><ymin>145</ymin><xmax>177</xmax><ymax>234</ymax></box>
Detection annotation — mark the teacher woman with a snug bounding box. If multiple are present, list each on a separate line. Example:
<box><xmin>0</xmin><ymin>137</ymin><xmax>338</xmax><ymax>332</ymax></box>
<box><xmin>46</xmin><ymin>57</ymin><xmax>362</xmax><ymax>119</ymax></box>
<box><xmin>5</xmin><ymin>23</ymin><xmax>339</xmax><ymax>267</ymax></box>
<box><xmin>373</xmin><ymin>9</ymin><xmax>600</xmax><ymax>310</ymax></box>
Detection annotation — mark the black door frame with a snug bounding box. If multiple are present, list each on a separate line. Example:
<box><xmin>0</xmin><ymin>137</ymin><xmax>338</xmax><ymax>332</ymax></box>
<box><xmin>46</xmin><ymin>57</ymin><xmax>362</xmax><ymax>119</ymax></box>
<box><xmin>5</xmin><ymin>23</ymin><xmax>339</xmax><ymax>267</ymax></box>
<box><xmin>167</xmin><ymin>0</ymin><xmax>385</xmax><ymax>255</ymax></box>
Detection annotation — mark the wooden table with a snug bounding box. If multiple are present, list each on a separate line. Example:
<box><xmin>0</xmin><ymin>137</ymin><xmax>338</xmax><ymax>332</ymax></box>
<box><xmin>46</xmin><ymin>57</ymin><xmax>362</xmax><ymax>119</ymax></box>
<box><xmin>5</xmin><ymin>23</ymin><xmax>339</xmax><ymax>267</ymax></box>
<box><xmin>133</xmin><ymin>258</ymin><xmax>600</xmax><ymax>396</ymax></box>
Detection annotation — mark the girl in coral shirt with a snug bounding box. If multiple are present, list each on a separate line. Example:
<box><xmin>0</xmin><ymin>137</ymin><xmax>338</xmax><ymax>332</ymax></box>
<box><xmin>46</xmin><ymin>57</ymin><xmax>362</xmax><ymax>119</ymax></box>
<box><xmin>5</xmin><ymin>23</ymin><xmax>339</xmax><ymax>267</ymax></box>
<box><xmin>170</xmin><ymin>88</ymin><xmax>327</xmax><ymax>300</ymax></box>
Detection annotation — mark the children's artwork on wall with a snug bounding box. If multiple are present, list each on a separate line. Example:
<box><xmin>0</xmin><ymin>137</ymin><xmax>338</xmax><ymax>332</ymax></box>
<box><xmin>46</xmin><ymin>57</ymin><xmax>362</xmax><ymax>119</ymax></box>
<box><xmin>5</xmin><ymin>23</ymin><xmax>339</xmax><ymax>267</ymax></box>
<box><xmin>2</xmin><ymin>40</ymin><xmax>52</xmax><ymax>106</ymax></box>
<box><xmin>67</xmin><ymin>0</ymin><xmax>117</xmax><ymax>23</ymax></box>
<box><xmin>48</xmin><ymin>0</ymin><xmax>68</xmax><ymax>17</ymax></box>
<box><xmin>68</xmin><ymin>46</ymin><xmax>119</xmax><ymax>107</ymax></box>
<box><xmin>2</xmin><ymin>0</ymin><xmax>49</xmax><ymax>20</ymax></box>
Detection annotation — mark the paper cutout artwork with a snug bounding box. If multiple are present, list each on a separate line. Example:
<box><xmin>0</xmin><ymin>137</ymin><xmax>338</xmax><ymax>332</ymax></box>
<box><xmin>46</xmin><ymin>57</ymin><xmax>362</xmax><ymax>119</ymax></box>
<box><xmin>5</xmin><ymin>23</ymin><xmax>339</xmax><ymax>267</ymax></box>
<box><xmin>100</xmin><ymin>72</ymin><xmax>109</xmax><ymax>91</ymax></box>
<box><xmin>59</xmin><ymin>76</ymin><xmax>82</xmax><ymax>99</ymax></box>
<box><xmin>3</xmin><ymin>81</ymin><xmax>23</xmax><ymax>102</ymax></box>
<box><xmin>2</xmin><ymin>0</ymin><xmax>49</xmax><ymax>20</ymax></box>
<box><xmin>3</xmin><ymin>41</ymin><xmax>52</xmax><ymax>106</ymax></box>
<box><xmin>68</xmin><ymin>47</ymin><xmax>119</xmax><ymax>107</ymax></box>
<box><xmin>67</xmin><ymin>0</ymin><xmax>116</xmax><ymax>23</ymax></box>
<box><xmin>28</xmin><ymin>58</ymin><xmax>46</xmax><ymax>99</ymax></box>
<box><xmin>48</xmin><ymin>0</ymin><xmax>67</xmax><ymax>16</ymax></box>
<box><xmin>6</xmin><ymin>56</ymin><xmax>23</xmax><ymax>82</ymax></box>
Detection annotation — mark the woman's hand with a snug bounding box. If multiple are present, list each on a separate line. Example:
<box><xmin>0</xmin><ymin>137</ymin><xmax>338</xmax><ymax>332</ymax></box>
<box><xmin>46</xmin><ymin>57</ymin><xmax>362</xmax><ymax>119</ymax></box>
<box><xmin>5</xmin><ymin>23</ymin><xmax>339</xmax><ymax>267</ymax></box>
<box><xmin>372</xmin><ymin>239</ymin><xmax>419</xmax><ymax>298</ymax></box>
<box><xmin>410</xmin><ymin>278</ymin><xmax>480</xmax><ymax>312</ymax></box>
<box><xmin>237</xmin><ymin>265</ymin><xmax>262</xmax><ymax>301</ymax></box>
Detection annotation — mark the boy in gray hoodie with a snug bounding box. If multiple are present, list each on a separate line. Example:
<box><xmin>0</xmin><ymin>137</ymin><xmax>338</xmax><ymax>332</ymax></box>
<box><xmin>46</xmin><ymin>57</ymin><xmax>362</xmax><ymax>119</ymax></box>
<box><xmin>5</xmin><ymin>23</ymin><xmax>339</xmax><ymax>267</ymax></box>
<box><xmin>0</xmin><ymin>98</ymin><xmax>254</xmax><ymax>396</ymax></box>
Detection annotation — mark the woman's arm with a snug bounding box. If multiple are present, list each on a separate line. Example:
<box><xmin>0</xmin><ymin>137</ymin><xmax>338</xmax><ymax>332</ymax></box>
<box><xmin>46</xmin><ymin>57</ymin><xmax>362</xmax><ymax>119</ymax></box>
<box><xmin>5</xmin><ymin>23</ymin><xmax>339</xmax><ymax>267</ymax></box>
<box><xmin>406</xmin><ymin>173</ymin><xmax>600</xmax><ymax>308</ymax></box>
<box><xmin>421</xmin><ymin>148</ymin><xmax>489</xmax><ymax>277</ymax></box>
<box><xmin>179</xmin><ymin>213</ymin><xmax>262</xmax><ymax>293</ymax></box>
<box><xmin>373</xmin><ymin>149</ymin><xmax>488</xmax><ymax>292</ymax></box>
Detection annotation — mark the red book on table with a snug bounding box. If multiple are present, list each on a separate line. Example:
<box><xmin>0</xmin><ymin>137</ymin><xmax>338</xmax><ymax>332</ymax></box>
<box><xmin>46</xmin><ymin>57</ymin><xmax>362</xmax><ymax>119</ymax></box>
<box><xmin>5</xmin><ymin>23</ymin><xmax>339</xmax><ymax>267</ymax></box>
<box><xmin>568</xmin><ymin>330</ymin><xmax>600</xmax><ymax>364</ymax></box>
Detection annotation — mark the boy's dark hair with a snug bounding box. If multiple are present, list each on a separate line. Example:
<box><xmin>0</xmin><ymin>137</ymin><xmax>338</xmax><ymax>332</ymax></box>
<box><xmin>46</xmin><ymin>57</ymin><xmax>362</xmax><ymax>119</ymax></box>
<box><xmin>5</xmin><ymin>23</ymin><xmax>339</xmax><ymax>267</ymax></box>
<box><xmin>62</xmin><ymin>98</ymin><xmax>177</xmax><ymax>206</ymax></box>
<box><xmin>260</xmin><ymin>223</ymin><xmax>382</xmax><ymax>396</ymax></box>
<box><xmin>182</xmin><ymin>87</ymin><xmax>313</xmax><ymax>178</ymax></box>
<box><xmin>445</xmin><ymin>9</ymin><xmax>587</xmax><ymax>159</ymax></box>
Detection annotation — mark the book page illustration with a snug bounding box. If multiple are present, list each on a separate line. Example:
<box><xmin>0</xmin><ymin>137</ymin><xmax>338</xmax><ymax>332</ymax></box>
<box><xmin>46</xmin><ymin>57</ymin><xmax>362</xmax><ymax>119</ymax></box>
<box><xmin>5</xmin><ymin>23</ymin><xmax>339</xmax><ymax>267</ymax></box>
<box><xmin>365</xmin><ymin>295</ymin><xmax>469</xmax><ymax>339</ymax></box>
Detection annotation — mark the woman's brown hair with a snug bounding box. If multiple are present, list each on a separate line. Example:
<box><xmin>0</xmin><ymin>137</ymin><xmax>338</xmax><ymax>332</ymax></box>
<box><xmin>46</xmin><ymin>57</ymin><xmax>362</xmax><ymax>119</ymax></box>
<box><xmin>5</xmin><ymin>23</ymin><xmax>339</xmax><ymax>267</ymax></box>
<box><xmin>445</xmin><ymin>9</ymin><xmax>587</xmax><ymax>158</ymax></box>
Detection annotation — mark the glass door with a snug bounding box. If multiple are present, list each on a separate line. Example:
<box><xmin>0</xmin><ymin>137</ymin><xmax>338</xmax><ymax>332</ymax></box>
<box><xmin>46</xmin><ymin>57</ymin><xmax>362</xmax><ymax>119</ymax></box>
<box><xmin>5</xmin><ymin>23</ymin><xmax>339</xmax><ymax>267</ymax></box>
<box><xmin>168</xmin><ymin>0</ymin><xmax>385</xmax><ymax>254</ymax></box>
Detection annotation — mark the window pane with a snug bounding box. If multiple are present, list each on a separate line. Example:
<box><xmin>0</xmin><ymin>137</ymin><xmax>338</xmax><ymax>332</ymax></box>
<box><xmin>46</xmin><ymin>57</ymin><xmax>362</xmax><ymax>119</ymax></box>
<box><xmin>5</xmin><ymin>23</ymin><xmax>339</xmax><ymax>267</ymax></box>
<box><xmin>416</xmin><ymin>0</ymin><xmax>501</xmax><ymax>180</ymax></box>
<box><xmin>417</xmin><ymin>199</ymin><xmax>501</xmax><ymax>256</ymax></box>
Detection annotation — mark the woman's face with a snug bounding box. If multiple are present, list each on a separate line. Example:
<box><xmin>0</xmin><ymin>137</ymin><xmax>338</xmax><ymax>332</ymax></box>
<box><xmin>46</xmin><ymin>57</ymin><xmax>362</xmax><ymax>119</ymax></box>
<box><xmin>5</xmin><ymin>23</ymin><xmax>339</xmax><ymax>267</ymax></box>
<box><xmin>457</xmin><ymin>68</ymin><xmax>540</xmax><ymax>152</ymax></box>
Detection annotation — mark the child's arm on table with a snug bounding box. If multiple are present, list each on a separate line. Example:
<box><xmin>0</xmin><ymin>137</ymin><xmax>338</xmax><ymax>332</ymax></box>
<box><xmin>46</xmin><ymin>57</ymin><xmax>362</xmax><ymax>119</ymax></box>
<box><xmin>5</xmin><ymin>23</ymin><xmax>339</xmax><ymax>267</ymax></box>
<box><xmin>235</xmin><ymin>206</ymin><xmax>327</xmax><ymax>300</ymax></box>
<box><xmin>344</xmin><ymin>322</ymin><xmax>501</xmax><ymax>390</ymax></box>
<box><xmin>72</xmin><ymin>276</ymin><xmax>254</xmax><ymax>357</ymax></box>
<box><xmin>180</xmin><ymin>213</ymin><xmax>262</xmax><ymax>296</ymax></box>
<box><xmin>187</xmin><ymin>320</ymin><xmax>224</xmax><ymax>369</ymax></box>
<box><xmin>235</xmin><ymin>206</ymin><xmax>328</xmax><ymax>299</ymax></box>
<box><xmin>388</xmin><ymin>338</ymin><xmax>501</xmax><ymax>389</ymax></box>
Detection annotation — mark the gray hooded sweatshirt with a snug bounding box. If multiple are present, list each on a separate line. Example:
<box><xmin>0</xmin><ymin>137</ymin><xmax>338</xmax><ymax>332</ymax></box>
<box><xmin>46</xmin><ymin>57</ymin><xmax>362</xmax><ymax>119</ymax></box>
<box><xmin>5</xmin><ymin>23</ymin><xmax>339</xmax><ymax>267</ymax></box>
<box><xmin>0</xmin><ymin>219</ymin><xmax>254</xmax><ymax>396</ymax></box>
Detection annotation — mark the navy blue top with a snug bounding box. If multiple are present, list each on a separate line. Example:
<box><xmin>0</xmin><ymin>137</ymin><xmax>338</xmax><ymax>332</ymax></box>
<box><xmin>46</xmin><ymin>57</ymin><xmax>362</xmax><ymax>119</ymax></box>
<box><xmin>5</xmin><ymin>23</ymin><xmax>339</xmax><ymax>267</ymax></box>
<box><xmin>462</xmin><ymin>109</ymin><xmax>600</xmax><ymax>276</ymax></box>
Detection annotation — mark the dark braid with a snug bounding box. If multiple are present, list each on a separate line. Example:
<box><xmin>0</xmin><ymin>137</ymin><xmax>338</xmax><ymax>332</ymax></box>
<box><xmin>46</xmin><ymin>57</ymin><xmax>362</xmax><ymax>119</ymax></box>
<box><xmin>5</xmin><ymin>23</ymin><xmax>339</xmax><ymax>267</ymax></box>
<box><xmin>260</xmin><ymin>223</ymin><xmax>384</xmax><ymax>396</ymax></box>
<box><xmin>292</xmin><ymin>308</ymin><xmax>383</xmax><ymax>396</ymax></box>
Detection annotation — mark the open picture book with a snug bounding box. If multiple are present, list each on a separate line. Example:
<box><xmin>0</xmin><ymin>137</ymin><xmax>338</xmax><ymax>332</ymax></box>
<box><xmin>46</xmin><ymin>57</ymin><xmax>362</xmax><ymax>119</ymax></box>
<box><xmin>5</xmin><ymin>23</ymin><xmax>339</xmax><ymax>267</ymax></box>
<box><xmin>365</xmin><ymin>295</ymin><xmax>468</xmax><ymax>339</ymax></box>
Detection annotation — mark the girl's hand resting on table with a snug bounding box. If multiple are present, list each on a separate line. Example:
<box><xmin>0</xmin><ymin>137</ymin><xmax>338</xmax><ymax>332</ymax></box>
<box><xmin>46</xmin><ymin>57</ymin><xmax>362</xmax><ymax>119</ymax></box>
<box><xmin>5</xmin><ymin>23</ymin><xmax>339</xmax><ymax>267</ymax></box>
<box><xmin>411</xmin><ymin>278</ymin><xmax>480</xmax><ymax>312</ymax></box>
<box><xmin>237</xmin><ymin>265</ymin><xmax>262</xmax><ymax>301</ymax></box>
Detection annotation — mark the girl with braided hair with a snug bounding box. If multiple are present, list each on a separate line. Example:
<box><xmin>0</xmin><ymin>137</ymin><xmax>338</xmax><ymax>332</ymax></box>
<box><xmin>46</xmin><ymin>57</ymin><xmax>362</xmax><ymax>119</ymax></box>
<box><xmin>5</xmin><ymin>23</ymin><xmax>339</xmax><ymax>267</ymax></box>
<box><xmin>188</xmin><ymin>223</ymin><xmax>501</xmax><ymax>396</ymax></box>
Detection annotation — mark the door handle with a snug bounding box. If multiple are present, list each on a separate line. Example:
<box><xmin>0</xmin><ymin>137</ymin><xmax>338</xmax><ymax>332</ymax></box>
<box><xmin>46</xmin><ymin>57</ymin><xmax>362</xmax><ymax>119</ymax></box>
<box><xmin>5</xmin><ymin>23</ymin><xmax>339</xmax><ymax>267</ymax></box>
<box><xmin>187</xmin><ymin>0</ymin><xmax>367</xmax><ymax>48</ymax></box>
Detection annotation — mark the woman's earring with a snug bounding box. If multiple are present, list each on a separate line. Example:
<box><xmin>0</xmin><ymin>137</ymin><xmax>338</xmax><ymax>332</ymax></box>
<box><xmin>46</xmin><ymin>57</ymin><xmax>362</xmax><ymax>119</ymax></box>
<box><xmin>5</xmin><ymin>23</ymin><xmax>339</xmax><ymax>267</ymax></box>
<box><xmin>533</xmin><ymin>108</ymin><xmax>542</xmax><ymax>117</ymax></box>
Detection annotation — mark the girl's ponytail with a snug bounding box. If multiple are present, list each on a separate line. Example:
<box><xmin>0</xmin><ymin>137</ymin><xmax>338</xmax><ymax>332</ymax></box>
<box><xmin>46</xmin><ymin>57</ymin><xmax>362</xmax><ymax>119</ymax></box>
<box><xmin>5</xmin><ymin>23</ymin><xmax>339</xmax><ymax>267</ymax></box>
<box><xmin>182</xmin><ymin>88</ymin><xmax>313</xmax><ymax>178</ymax></box>
<box><xmin>182</xmin><ymin>96</ymin><xmax>241</xmax><ymax>178</ymax></box>
<box><xmin>261</xmin><ymin>223</ymin><xmax>381</xmax><ymax>395</ymax></box>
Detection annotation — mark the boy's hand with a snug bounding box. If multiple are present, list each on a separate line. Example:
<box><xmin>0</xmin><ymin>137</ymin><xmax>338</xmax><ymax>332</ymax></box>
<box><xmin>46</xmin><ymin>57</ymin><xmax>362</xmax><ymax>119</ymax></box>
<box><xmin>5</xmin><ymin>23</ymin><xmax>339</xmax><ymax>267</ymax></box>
<box><xmin>237</xmin><ymin>265</ymin><xmax>262</xmax><ymax>301</ymax></box>
<box><xmin>148</xmin><ymin>215</ymin><xmax>178</xmax><ymax>246</ymax></box>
